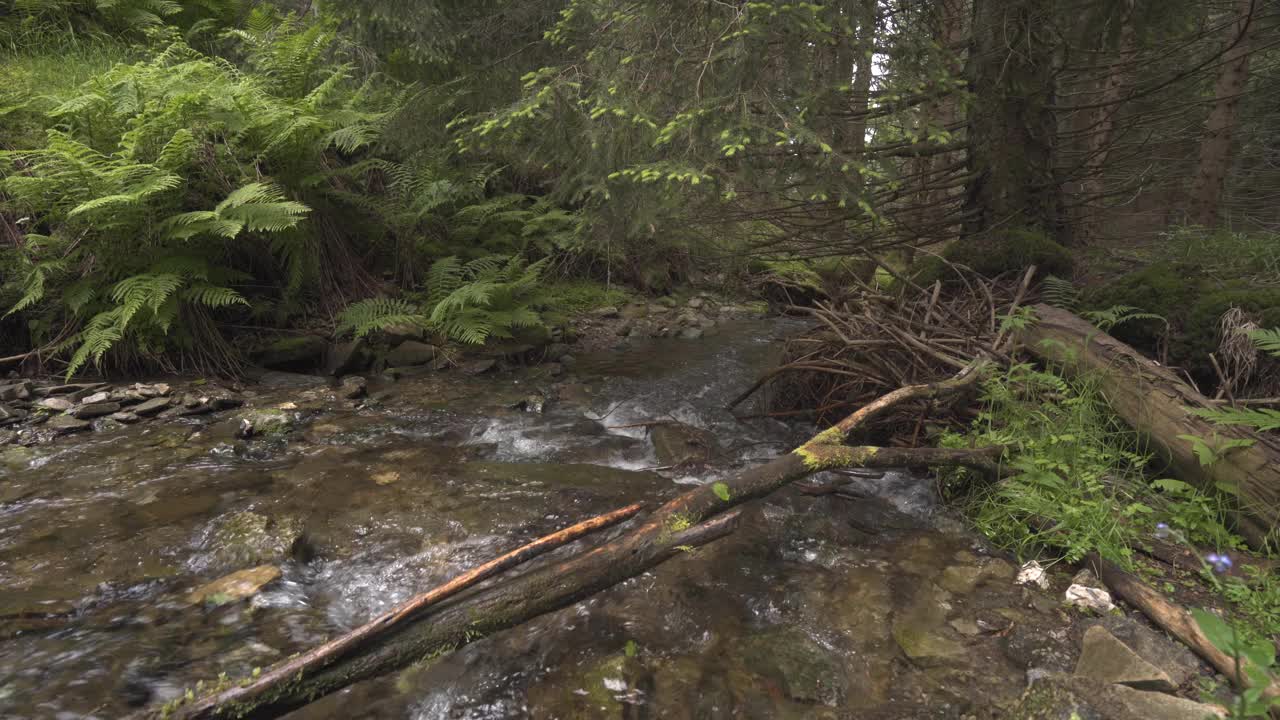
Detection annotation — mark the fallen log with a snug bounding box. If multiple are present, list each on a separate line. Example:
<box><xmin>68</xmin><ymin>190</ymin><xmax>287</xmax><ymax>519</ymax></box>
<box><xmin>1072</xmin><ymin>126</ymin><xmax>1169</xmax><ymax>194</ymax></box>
<box><xmin>1021</xmin><ymin>304</ymin><xmax>1280</xmax><ymax>548</ymax></box>
<box><xmin>143</xmin><ymin>362</ymin><xmax>1000</xmax><ymax>720</ymax></box>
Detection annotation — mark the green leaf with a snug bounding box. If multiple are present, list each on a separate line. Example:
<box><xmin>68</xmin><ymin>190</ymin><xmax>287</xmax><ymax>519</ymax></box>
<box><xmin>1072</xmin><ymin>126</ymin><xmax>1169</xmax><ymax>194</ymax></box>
<box><xmin>624</xmin><ymin>640</ymin><xmax>638</xmax><ymax>658</ymax></box>
<box><xmin>1191</xmin><ymin>608</ymin><xmax>1237</xmax><ymax>655</ymax></box>
<box><xmin>712</xmin><ymin>482</ymin><xmax>731</xmax><ymax>502</ymax></box>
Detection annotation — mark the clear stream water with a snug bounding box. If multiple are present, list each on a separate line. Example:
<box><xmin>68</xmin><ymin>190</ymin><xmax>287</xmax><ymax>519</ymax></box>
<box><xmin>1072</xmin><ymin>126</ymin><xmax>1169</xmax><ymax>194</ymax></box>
<box><xmin>0</xmin><ymin>318</ymin><xmax>1067</xmax><ymax>719</ymax></box>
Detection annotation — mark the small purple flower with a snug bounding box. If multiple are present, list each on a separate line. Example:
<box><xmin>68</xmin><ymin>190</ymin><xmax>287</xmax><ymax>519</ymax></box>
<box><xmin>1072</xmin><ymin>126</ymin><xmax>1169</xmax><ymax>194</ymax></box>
<box><xmin>1205</xmin><ymin>553</ymin><xmax>1233</xmax><ymax>574</ymax></box>
<box><xmin>1154</xmin><ymin>522</ymin><xmax>1170</xmax><ymax>539</ymax></box>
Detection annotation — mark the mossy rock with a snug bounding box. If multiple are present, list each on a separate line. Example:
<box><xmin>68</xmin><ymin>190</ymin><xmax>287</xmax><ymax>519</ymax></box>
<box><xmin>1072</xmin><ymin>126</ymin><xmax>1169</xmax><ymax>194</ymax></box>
<box><xmin>1086</xmin><ymin>262</ymin><xmax>1280</xmax><ymax>378</ymax></box>
<box><xmin>913</xmin><ymin>229</ymin><xmax>1072</xmax><ymax>285</ymax></box>
<box><xmin>252</xmin><ymin>335</ymin><xmax>327</xmax><ymax>371</ymax></box>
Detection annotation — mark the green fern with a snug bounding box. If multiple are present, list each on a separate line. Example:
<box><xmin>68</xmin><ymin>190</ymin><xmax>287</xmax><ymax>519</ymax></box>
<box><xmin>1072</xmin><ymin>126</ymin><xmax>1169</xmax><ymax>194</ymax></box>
<box><xmin>336</xmin><ymin>298</ymin><xmax>430</xmax><ymax>339</ymax></box>
<box><xmin>423</xmin><ymin>254</ymin><xmax>549</xmax><ymax>345</ymax></box>
<box><xmin>1082</xmin><ymin>305</ymin><xmax>1165</xmax><ymax>332</ymax></box>
<box><xmin>1041</xmin><ymin>275</ymin><xmax>1080</xmax><ymax>311</ymax></box>
<box><xmin>1247</xmin><ymin>329</ymin><xmax>1280</xmax><ymax>357</ymax></box>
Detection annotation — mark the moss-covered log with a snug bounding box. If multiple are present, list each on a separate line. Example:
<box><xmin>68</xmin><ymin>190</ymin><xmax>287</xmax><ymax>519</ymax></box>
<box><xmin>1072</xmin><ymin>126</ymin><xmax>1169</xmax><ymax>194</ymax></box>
<box><xmin>1020</xmin><ymin>304</ymin><xmax>1280</xmax><ymax>547</ymax></box>
<box><xmin>143</xmin><ymin>367</ymin><xmax>997</xmax><ymax>720</ymax></box>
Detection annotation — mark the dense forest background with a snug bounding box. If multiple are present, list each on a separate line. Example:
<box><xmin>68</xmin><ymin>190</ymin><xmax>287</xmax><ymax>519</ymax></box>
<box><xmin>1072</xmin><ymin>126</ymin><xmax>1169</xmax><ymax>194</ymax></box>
<box><xmin>1</xmin><ymin>0</ymin><xmax>1277</xmax><ymax>380</ymax></box>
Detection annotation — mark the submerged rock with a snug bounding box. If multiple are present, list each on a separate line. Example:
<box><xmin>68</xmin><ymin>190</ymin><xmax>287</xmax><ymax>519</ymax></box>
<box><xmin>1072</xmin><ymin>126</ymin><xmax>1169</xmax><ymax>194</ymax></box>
<box><xmin>650</xmin><ymin>423</ymin><xmax>718</xmax><ymax>466</ymax></box>
<box><xmin>234</xmin><ymin>409</ymin><xmax>297</xmax><ymax>437</ymax></box>
<box><xmin>185</xmin><ymin>565</ymin><xmax>282</xmax><ymax>606</ymax></box>
<box><xmin>326</xmin><ymin>339</ymin><xmax>369</xmax><ymax>376</ymax></box>
<box><xmin>198</xmin><ymin>511</ymin><xmax>305</xmax><ymax>570</ymax></box>
<box><xmin>386</xmin><ymin>340</ymin><xmax>437</xmax><ymax>367</ymax></box>
<box><xmin>131</xmin><ymin>397</ymin><xmax>171</xmax><ymax>416</ymax></box>
<box><xmin>738</xmin><ymin>627</ymin><xmax>848</xmax><ymax>705</ymax></box>
<box><xmin>45</xmin><ymin>415</ymin><xmax>92</xmax><ymax>435</ymax></box>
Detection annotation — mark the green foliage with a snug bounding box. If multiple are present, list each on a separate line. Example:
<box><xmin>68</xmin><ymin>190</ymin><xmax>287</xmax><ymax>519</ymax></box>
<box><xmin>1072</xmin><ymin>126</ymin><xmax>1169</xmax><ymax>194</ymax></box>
<box><xmin>537</xmin><ymin>281</ymin><xmax>633</xmax><ymax>314</ymax></box>
<box><xmin>1191</xmin><ymin>607</ymin><xmax>1280</xmax><ymax>716</ymax></box>
<box><xmin>425</xmin><ymin>255</ymin><xmax>548</xmax><ymax>345</ymax></box>
<box><xmin>1189</xmin><ymin>327</ymin><xmax>1280</xmax><ymax>432</ymax></box>
<box><xmin>1040</xmin><ymin>275</ymin><xmax>1081</xmax><ymax>311</ymax></box>
<box><xmin>0</xmin><ymin>10</ymin><xmax>396</xmax><ymax>374</ymax></box>
<box><xmin>336</xmin><ymin>298</ymin><xmax>430</xmax><ymax>340</ymax></box>
<box><xmin>945</xmin><ymin>362</ymin><xmax>1243</xmax><ymax>565</ymax></box>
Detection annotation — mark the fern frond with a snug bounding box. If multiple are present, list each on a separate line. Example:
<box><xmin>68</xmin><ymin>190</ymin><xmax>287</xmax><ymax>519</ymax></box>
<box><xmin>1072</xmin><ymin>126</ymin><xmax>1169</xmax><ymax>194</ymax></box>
<box><xmin>1247</xmin><ymin>329</ymin><xmax>1280</xmax><ymax>357</ymax></box>
<box><xmin>336</xmin><ymin>297</ymin><xmax>430</xmax><ymax>339</ymax></box>
<box><xmin>1190</xmin><ymin>406</ymin><xmax>1280</xmax><ymax>432</ymax></box>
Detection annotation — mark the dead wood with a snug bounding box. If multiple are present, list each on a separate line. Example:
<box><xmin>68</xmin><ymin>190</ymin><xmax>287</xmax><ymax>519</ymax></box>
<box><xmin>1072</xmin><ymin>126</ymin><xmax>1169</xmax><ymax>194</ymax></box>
<box><xmin>1022</xmin><ymin>304</ymin><xmax>1280</xmax><ymax>548</ymax></box>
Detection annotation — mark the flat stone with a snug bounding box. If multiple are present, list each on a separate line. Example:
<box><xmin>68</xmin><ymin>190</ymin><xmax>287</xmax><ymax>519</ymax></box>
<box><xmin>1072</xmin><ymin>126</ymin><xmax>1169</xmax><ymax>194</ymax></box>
<box><xmin>80</xmin><ymin>391</ymin><xmax>111</xmax><ymax>405</ymax></box>
<box><xmin>109</xmin><ymin>412</ymin><xmax>141</xmax><ymax>424</ymax></box>
<box><xmin>678</xmin><ymin>327</ymin><xmax>703</xmax><ymax>340</ymax></box>
<box><xmin>0</xmin><ymin>381</ymin><xmax>32</xmax><ymax>401</ymax></box>
<box><xmin>45</xmin><ymin>415</ymin><xmax>91</xmax><ymax>434</ymax></box>
<box><xmin>893</xmin><ymin>582</ymin><xmax>967</xmax><ymax>663</ymax></box>
<box><xmin>385</xmin><ymin>340</ymin><xmax>437</xmax><ymax>367</ymax></box>
<box><xmin>72</xmin><ymin>402</ymin><xmax>121</xmax><ymax>419</ymax></box>
<box><xmin>1080</xmin><ymin>615</ymin><xmax>1201</xmax><ymax>688</ymax></box>
<box><xmin>185</xmin><ymin>565</ymin><xmax>282</xmax><ymax>606</ymax></box>
<box><xmin>1075</xmin><ymin>625</ymin><xmax>1176</xmax><ymax>692</ymax></box>
<box><xmin>590</xmin><ymin>306</ymin><xmax>619</xmax><ymax>319</ymax></box>
<box><xmin>35</xmin><ymin>397</ymin><xmax>73</xmax><ymax>412</ymax></box>
<box><xmin>1016</xmin><ymin>674</ymin><xmax>1225</xmax><ymax>720</ymax></box>
<box><xmin>256</xmin><ymin>371</ymin><xmax>327</xmax><ymax>389</ymax></box>
<box><xmin>41</xmin><ymin>382</ymin><xmax>106</xmax><ymax>397</ymax></box>
<box><xmin>132</xmin><ymin>397</ymin><xmax>172</xmax><ymax>416</ymax></box>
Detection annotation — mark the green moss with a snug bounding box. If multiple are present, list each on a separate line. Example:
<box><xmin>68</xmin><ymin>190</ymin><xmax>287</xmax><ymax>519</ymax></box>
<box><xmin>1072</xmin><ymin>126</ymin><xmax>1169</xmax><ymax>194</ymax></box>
<box><xmin>794</xmin><ymin>443</ymin><xmax>875</xmax><ymax>471</ymax></box>
<box><xmin>538</xmin><ymin>281</ymin><xmax>635</xmax><ymax>315</ymax></box>
<box><xmin>913</xmin><ymin>228</ymin><xmax>1072</xmax><ymax>285</ymax></box>
<box><xmin>1086</xmin><ymin>262</ymin><xmax>1280</xmax><ymax>378</ymax></box>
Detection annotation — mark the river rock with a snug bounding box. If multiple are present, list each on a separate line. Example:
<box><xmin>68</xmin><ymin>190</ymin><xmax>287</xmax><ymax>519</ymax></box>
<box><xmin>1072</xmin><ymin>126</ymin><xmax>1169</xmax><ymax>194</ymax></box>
<box><xmin>198</xmin><ymin>511</ymin><xmax>305</xmax><ymax>570</ymax></box>
<box><xmin>339</xmin><ymin>375</ymin><xmax>368</xmax><ymax>399</ymax></box>
<box><xmin>109</xmin><ymin>411</ymin><xmax>141</xmax><ymax>424</ymax></box>
<box><xmin>893</xmin><ymin>582</ymin><xmax>967</xmax><ymax>663</ymax></box>
<box><xmin>325</xmin><ymin>339</ymin><xmax>369</xmax><ymax>376</ymax></box>
<box><xmin>650</xmin><ymin>423</ymin><xmax>718</xmax><ymax>466</ymax></box>
<box><xmin>687</xmin><ymin>297</ymin><xmax>704</xmax><ymax>309</ymax></box>
<box><xmin>544</xmin><ymin>343</ymin><xmax>572</xmax><ymax>361</ymax></box>
<box><xmin>132</xmin><ymin>397</ymin><xmax>171</xmax><ymax>416</ymax></box>
<box><xmin>1014</xmin><ymin>674</ymin><xmax>1225</xmax><ymax>720</ymax></box>
<box><xmin>256</xmin><ymin>371</ymin><xmax>327</xmax><ymax>389</ymax></box>
<box><xmin>135</xmin><ymin>382</ymin><xmax>171</xmax><ymax>398</ymax></box>
<box><xmin>73</xmin><ymin>401</ymin><xmax>120</xmax><ymax>419</ymax></box>
<box><xmin>0</xmin><ymin>403</ymin><xmax>26</xmax><ymax>425</ymax></box>
<box><xmin>0</xmin><ymin>381</ymin><xmax>32</xmax><ymax>401</ymax></box>
<box><xmin>386</xmin><ymin>340</ymin><xmax>437</xmax><ymax>367</ymax></box>
<box><xmin>35</xmin><ymin>397</ymin><xmax>74</xmax><ymax>412</ymax></box>
<box><xmin>1079</xmin><ymin>616</ymin><xmax>1201</xmax><ymax>688</ymax></box>
<box><xmin>619</xmin><ymin>303</ymin><xmax>649</xmax><ymax>320</ymax></box>
<box><xmin>677</xmin><ymin>327</ymin><xmax>703</xmax><ymax>340</ymax></box>
<box><xmin>590</xmin><ymin>306</ymin><xmax>620</xmax><ymax>319</ymax></box>
<box><xmin>1074</xmin><ymin>626</ymin><xmax>1175</xmax><ymax>692</ymax></box>
<box><xmin>382</xmin><ymin>323</ymin><xmax>427</xmax><ymax>344</ymax></box>
<box><xmin>40</xmin><ymin>382</ymin><xmax>105</xmax><ymax>397</ymax></box>
<box><xmin>656</xmin><ymin>296</ymin><xmax>678</xmax><ymax>308</ymax></box>
<box><xmin>185</xmin><ymin>565</ymin><xmax>282</xmax><ymax>606</ymax></box>
<box><xmin>80</xmin><ymin>391</ymin><xmax>111</xmax><ymax>405</ymax></box>
<box><xmin>45</xmin><ymin>415</ymin><xmax>91</xmax><ymax>435</ymax></box>
<box><xmin>738</xmin><ymin>627</ymin><xmax>848</xmax><ymax>705</ymax></box>
<box><xmin>254</xmin><ymin>335</ymin><xmax>327</xmax><ymax>371</ymax></box>
<box><xmin>234</xmin><ymin>409</ymin><xmax>296</xmax><ymax>437</ymax></box>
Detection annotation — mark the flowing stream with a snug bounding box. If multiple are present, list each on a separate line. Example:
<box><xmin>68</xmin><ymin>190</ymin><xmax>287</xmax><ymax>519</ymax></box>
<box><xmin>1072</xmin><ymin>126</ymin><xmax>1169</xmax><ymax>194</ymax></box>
<box><xmin>0</xmin><ymin>318</ymin><xmax>1069</xmax><ymax>719</ymax></box>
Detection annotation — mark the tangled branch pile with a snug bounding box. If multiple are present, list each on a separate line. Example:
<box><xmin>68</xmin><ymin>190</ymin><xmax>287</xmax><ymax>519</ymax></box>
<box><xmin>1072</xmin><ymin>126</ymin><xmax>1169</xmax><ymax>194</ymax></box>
<box><xmin>732</xmin><ymin>262</ymin><xmax>1034</xmax><ymax>436</ymax></box>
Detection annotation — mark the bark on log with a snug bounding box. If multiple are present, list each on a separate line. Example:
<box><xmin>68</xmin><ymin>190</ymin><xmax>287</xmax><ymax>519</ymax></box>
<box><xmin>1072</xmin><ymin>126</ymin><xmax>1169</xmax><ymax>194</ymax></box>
<box><xmin>143</xmin><ymin>364</ymin><xmax>997</xmax><ymax>720</ymax></box>
<box><xmin>1020</xmin><ymin>304</ymin><xmax>1280</xmax><ymax>547</ymax></box>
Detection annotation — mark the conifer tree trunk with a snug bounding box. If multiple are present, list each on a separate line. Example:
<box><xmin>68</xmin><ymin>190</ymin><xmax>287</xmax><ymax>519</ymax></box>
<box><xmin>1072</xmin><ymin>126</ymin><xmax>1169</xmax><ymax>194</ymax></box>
<box><xmin>1189</xmin><ymin>0</ymin><xmax>1256</xmax><ymax>228</ymax></box>
<box><xmin>1076</xmin><ymin>0</ymin><xmax>1136</xmax><ymax>243</ymax></box>
<box><xmin>964</xmin><ymin>0</ymin><xmax>1062</xmax><ymax>238</ymax></box>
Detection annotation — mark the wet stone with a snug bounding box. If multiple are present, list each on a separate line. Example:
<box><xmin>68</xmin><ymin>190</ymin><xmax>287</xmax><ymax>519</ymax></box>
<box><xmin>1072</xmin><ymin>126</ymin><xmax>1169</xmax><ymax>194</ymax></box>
<box><xmin>185</xmin><ymin>565</ymin><xmax>282</xmax><ymax>606</ymax></box>
<box><xmin>386</xmin><ymin>340</ymin><xmax>437</xmax><ymax>367</ymax></box>
<box><xmin>678</xmin><ymin>327</ymin><xmax>703</xmax><ymax>340</ymax></box>
<box><xmin>35</xmin><ymin>396</ymin><xmax>74</xmax><ymax>412</ymax></box>
<box><xmin>893</xmin><ymin>582</ymin><xmax>967</xmax><ymax>663</ymax></box>
<box><xmin>45</xmin><ymin>415</ymin><xmax>92</xmax><ymax>435</ymax></box>
<box><xmin>81</xmin><ymin>391</ymin><xmax>111</xmax><ymax>405</ymax></box>
<box><xmin>196</xmin><ymin>511</ymin><xmax>305</xmax><ymax>571</ymax></box>
<box><xmin>132</xmin><ymin>397</ymin><xmax>171</xmax><ymax>416</ymax></box>
<box><xmin>0</xmin><ymin>381</ymin><xmax>32</xmax><ymax>401</ymax></box>
<box><xmin>0</xmin><ymin>403</ymin><xmax>26</xmax><ymax>425</ymax></box>
<box><xmin>1074</xmin><ymin>625</ymin><xmax>1175</xmax><ymax>692</ymax></box>
<box><xmin>73</xmin><ymin>401</ymin><xmax>121</xmax><ymax>419</ymax></box>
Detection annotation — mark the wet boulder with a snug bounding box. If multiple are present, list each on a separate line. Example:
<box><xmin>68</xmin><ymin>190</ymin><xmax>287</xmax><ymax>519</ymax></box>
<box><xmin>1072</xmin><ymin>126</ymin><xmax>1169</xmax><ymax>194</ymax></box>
<box><xmin>234</xmin><ymin>408</ymin><xmax>297</xmax><ymax>437</ymax></box>
<box><xmin>72</xmin><ymin>401</ymin><xmax>121</xmax><ymax>419</ymax></box>
<box><xmin>650</xmin><ymin>422</ymin><xmax>719</xmax><ymax>467</ymax></box>
<box><xmin>1013</xmin><ymin>673</ymin><xmax>1225</xmax><ymax>720</ymax></box>
<box><xmin>196</xmin><ymin>511</ymin><xmax>306</xmax><ymax>571</ymax></box>
<box><xmin>385</xmin><ymin>340</ymin><xmax>437</xmax><ymax>367</ymax></box>
<box><xmin>325</xmin><ymin>339</ymin><xmax>370</xmax><ymax>376</ymax></box>
<box><xmin>0</xmin><ymin>381</ymin><xmax>32</xmax><ymax>402</ymax></box>
<box><xmin>253</xmin><ymin>335</ymin><xmax>327</xmax><ymax>371</ymax></box>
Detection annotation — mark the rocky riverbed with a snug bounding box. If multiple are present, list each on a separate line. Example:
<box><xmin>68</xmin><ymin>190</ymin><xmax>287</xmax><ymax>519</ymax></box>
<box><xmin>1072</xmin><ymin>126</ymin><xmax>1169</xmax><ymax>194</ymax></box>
<box><xmin>0</xmin><ymin>314</ymin><xmax>1229</xmax><ymax>719</ymax></box>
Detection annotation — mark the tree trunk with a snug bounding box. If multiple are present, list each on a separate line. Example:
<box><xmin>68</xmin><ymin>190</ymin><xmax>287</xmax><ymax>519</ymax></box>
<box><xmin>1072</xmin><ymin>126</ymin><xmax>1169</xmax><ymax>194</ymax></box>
<box><xmin>1020</xmin><ymin>304</ymin><xmax>1280</xmax><ymax>548</ymax></box>
<box><xmin>1189</xmin><ymin>0</ymin><xmax>1255</xmax><ymax>228</ymax></box>
<box><xmin>1075</xmin><ymin>0</ymin><xmax>1137</xmax><ymax>244</ymax></box>
<box><xmin>964</xmin><ymin>0</ymin><xmax>1062</xmax><ymax>238</ymax></box>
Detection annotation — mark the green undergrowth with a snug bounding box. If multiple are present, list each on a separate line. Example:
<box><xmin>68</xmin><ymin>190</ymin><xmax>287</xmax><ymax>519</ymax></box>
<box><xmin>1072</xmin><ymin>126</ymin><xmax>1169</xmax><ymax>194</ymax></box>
<box><xmin>537</xmin><ymin>280</ymin><xmax>635</xmax><ymax>315</ymax></box>
<box><xmin>942</xmin><ymin>359</ymin><xmax>1280</xmax><ymax>640</ymax></box>
<box><xmin>942</xmin><ymin>361</ymin><xmax>1244</xmax><ymax>565</ymax></box>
